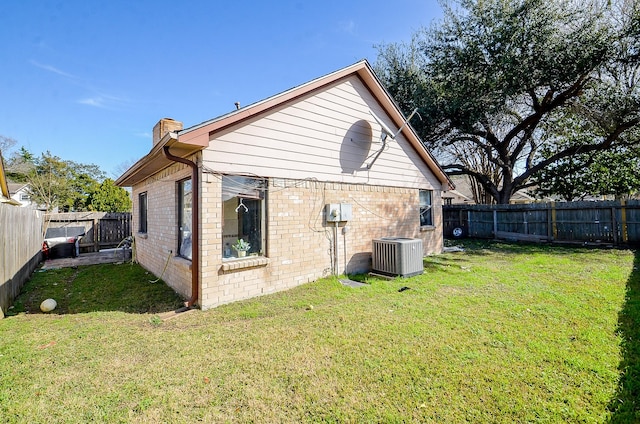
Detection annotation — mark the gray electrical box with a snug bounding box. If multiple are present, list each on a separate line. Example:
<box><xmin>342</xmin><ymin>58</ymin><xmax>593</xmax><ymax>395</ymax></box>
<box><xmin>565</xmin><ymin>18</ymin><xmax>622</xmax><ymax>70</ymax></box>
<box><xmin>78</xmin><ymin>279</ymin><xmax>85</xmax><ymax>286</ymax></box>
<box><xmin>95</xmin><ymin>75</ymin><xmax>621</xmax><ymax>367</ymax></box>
<box><xmin>339</xmin><ymin>203</ymin><xmax>352</xmax><ymax>220</ymax></box>
<box><xmin>325</xmin><ymin>203</ymin><xmax>352</xmax><ymax>222</ymax></box>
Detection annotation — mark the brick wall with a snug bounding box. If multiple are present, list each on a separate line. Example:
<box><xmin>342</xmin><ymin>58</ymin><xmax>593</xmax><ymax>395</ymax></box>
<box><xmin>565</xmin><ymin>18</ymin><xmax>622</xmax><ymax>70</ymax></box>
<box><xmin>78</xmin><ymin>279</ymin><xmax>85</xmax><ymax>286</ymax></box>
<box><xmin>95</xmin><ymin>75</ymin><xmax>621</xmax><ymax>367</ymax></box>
<box><xmin>132</xmin><ymin>161</ymin><xmax>193</xmax><ymax>299</ymax></box>
<box><xmin>133</xmin><ymin>165</ymin><xmax>443</xmax><ymax>310</ymax></box>
<box><xmin>199</xmin><ymin>176</ymin><xmax>442</xmax><ymax>310</ymax></box>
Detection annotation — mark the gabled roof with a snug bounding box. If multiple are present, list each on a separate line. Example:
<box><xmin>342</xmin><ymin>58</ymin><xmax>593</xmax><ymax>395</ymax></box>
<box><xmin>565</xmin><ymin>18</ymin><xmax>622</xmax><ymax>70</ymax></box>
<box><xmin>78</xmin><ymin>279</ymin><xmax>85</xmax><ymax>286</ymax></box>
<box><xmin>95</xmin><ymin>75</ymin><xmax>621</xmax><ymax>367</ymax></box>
<box><xmin>116</xmin><ymin>60</ymin><xmax>452</xmax><ymax>188</ymax></box>
<box><xmin>8</xmin><ymin>182</ymin><xmax>29</xmax><ymax>195</ymax></box>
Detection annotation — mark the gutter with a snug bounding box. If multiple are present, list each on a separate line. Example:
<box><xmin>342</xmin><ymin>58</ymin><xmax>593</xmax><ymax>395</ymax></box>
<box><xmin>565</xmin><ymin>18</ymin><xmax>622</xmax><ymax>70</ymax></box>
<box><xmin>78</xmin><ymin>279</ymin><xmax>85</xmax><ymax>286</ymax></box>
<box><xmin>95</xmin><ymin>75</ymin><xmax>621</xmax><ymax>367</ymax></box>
<box><xmin>162</xmin><ymin>145</ymin><xmax>199</xmax><ymax>308</ymax></box>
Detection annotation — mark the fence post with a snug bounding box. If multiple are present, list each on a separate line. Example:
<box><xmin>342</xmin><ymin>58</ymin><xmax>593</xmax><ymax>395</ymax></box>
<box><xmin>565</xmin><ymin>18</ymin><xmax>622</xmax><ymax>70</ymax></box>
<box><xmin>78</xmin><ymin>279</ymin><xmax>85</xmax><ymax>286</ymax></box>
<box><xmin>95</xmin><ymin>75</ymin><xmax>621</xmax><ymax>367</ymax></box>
<box><xmin>93</xmin><ymin>218</ymin><xmax>99</xmax><ymax>252</ymax></box>
<box><xmin>621</xmin><ymin>200</ymin><xmax>628</xmax><ymax>243</ymax></box>
<box><xmin>551</xmin><ymin>202</ymin><xmax>558</xmax><ymax>240</ymax></box>
<box><xmin>493</xmin><ymin>210</ymin><xmax>498</xmax><ymax>239</ymax></box>
<box><xmin>612</xmin><ymin>204</ymin><xmax>618</xmax><ymax>244</ymax></box>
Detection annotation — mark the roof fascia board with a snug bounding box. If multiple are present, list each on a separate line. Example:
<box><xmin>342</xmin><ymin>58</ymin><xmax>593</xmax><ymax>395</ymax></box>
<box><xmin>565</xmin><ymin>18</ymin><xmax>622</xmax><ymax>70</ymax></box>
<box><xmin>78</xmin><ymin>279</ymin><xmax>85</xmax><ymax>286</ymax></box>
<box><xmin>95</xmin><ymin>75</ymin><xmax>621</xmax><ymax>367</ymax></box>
<box><xmin>115</xmin><ymin>132</ymin><xmax>176</xmax><ymax>186</ymax></box>
<box><xmin>116</xmin><ymin>132</ymin><xmax>204</xmax><ymax>186</ymax></box>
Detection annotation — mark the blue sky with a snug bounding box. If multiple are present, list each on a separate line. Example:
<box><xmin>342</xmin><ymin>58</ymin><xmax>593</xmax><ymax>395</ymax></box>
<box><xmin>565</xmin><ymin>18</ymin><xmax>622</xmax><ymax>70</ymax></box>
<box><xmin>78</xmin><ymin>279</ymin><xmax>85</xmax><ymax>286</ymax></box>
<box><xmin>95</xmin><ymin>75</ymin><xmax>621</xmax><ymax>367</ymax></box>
<box><xmin>1</xmin><ymin>1</ymin><xmax>442</xmax><ymax>178</ymax></box>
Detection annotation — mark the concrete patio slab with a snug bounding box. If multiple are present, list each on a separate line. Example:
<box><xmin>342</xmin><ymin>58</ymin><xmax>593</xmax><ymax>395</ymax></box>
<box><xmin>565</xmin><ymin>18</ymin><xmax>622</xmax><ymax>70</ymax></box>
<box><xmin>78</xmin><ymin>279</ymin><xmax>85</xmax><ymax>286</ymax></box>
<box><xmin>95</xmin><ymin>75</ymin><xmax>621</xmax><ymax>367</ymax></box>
<box><xmin>40</xmin><ymin>248</ymin><xmax>131</xmax><ymax>270</ymax></box>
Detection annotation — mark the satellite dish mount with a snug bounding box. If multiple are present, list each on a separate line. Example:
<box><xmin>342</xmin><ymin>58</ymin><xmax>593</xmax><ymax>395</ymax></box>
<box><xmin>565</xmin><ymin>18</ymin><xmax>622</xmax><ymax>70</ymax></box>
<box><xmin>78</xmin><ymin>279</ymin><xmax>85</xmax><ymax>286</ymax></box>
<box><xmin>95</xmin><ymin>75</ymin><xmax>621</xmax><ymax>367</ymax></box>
<box><xmin>366</xmin><ymin>108</ymin><xmax>422</xmax><ymax>169</ymax></box>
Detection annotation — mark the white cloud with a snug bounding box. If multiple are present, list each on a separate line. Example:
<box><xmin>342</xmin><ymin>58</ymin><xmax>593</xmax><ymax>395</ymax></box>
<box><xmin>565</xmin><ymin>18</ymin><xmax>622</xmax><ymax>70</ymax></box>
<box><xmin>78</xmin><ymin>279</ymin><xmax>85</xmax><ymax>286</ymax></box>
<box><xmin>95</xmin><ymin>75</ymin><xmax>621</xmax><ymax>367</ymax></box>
<box><xmin>77</xmin><ymin>97</ymin><xmax>106</xmax><ymax>108</ymax></box>
<box><xmin>77</xmin><ymin>93</ymin><xmax>130</xmax><ymax>109</ymax></box>
<box><xmin>30</xmin><ymin>60</ymin><xmax>78</xmax><ymax>79</ymax></box>
<box><xmin>339</xmin><ymin>19</ymin><xmax>356</xmax><ymax>34</ymax></box>
<box><xmin>31</xmin><ymin>60</ymin><xmax>131</xmax><ymax>110</ymax></box>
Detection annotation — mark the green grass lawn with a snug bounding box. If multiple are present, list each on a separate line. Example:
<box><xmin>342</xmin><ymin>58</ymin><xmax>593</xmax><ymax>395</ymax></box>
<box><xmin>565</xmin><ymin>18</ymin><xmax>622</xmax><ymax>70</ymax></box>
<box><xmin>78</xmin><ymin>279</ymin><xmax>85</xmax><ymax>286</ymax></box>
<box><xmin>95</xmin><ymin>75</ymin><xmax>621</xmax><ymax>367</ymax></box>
<box><xmin>1</xmin><ymin>242</ymin><xmax>638</xmax><ymax>423</ymax></box>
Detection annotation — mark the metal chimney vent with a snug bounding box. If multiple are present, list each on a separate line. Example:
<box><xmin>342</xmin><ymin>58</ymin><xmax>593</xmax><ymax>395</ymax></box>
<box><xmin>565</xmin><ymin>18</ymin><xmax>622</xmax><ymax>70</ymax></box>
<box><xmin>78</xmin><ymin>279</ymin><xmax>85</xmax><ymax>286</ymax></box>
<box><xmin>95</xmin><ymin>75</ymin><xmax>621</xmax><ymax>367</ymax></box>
<box><xmin>372</xmin><ymin>237</ymin><xmax>424</xmax><ymax>278</ymax></box>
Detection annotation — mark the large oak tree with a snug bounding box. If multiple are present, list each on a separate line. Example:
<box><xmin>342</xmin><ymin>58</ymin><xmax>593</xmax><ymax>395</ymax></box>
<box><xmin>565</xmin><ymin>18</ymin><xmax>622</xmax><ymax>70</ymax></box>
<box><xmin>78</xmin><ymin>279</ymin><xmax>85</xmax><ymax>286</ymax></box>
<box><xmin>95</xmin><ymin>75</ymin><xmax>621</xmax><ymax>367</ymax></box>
<box><xmin>375</xmin><ymin>0</ymin><xmax>640</xmax><ymax>203</ymax></box>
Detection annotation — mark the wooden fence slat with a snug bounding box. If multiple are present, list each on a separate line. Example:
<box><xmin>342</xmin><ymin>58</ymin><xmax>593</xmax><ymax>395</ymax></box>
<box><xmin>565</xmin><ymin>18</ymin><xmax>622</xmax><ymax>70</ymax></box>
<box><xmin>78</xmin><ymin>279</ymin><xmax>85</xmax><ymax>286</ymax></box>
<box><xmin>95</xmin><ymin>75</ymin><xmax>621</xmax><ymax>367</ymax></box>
<box><xmin>444</xmin><ymin>200</ymin><xmax>640</xmax><ymax>246</ymax></box>
<box><xmin>0</xmin><ymin>205</ymin><xmax>44</xmax><ymax>313</ymax></box>
<box><xmin>45</xmin><ymin>212</ymin><xmax>132</xmax><ymax>252</ymax></box>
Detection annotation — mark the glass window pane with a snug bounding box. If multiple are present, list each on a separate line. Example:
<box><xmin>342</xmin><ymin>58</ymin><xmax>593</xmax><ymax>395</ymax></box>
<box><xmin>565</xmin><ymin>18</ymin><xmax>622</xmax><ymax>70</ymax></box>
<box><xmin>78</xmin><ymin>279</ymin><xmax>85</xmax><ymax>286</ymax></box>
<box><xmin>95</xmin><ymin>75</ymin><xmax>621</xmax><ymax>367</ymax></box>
<box><xmin>222</xmin><ymin>176</ymin><xmax>266</xmax><ymax>259</ymax></box>
<box><xmin>420</xmin><ymin>189</ymin><xmax>433</xmax><ymax>227</ymax></box>
<box><xmin>138</xmin><ymin>192</ymin><xmax>147</xmax><ymax>233</ymax></box>
<box><xmin>420</xmin><ymin>190</ymin><xmax>432</xmax><ymax>206</ymax></box>
<box><xmin>179</xmin><ymin>180</ymin><xmax>192</xmax><ymax>260</ymax></box>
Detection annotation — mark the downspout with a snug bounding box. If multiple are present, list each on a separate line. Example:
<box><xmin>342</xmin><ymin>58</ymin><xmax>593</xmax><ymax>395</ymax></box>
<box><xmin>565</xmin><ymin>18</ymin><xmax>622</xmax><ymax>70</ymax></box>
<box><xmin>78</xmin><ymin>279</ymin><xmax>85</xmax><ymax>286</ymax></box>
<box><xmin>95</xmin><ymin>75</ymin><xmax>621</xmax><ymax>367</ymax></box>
<box><xmin>163</xmin><ymin>145</ymin><xmax>199</xmax><ymax>308</ymax></box>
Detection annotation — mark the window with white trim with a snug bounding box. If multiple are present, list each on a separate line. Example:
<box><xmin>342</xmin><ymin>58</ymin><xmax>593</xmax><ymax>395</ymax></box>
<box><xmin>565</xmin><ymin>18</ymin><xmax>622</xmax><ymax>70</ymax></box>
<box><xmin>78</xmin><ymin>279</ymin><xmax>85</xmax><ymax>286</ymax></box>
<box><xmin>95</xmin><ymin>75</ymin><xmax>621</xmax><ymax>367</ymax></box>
<box><xmin>222</xmin><ymin>176</ymin><xmax>266</xmax><ymax>259</ymax></box>
<box><xmin>419</xmin><ymin>189</ymin><xmax>433</xmax><ymax>227</ymax></box>
<box><xmin>178</xmin><ymin>179</ymin><xmax>192</xmax><ymax>260</ymax></box>
<box><xmin>138</xmin><ymin>192</ymin><xmax>147</xmax><ymax>233</ymax></box>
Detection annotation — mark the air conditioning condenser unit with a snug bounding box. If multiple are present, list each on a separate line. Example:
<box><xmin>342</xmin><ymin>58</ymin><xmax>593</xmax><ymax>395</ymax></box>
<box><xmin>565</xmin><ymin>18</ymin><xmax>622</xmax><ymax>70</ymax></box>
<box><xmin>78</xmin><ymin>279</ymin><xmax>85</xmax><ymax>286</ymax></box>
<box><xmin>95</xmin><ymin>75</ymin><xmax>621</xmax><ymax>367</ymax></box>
<box><xmin>371</xmin><ymin>237</ymin><xmax>424</xmax><ymax>278</ymax></box>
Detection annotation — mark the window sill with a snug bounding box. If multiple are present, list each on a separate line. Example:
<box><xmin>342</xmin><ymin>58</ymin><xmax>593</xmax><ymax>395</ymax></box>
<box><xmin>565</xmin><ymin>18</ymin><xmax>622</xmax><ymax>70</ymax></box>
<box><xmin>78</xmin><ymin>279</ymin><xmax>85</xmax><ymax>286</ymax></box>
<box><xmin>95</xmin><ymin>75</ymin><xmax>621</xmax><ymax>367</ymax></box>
<box><xmin>420</xmin><ymin>225</ymin><xmax>436</xmax><ymax>232</ymax></box>
<box><xmin>136</xmin><ymin>233</ymin><xmax>148</xmax><ymax>239</ymax></box>
<box><xmin>221</xmin><ymin>256</ymin><xmax>270</xmax><ymax>272</ymax></box>
<box><xmin>172</xmin><ymin>255</ymin><xmax>192</xmax><ymax>271</ymax></box>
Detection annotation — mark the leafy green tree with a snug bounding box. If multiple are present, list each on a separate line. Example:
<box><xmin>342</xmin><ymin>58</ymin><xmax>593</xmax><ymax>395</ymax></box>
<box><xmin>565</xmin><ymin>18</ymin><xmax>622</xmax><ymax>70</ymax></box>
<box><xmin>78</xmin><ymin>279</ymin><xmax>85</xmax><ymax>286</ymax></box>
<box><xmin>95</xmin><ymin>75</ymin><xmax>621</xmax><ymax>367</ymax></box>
<box><xmin>67</xmin><ymin>164</ymin><xmax>103</xmax><ymax>211</ymax></box>
<box><xmin>0</xmin><ymin>137</ymin><xmax>34</xmax><ymax>182</ymax></box>
<box><xmin>3</xmin><ymin>143</ymin><xmax>129</xmax><ymax>212</ymax></box>
<box><xmin>4</xmin><ymin>147</ymin><xmax>35</xmax><ymax>182</ymax></box>
<box><xmin>27</xmin><ymin>152</ymin><xmax>105</xmax><ymax>212</ymax></box>
<box><xmin>27</xmin><ymin>152</ymin><xmax>70</xmax><ymax>211</ymax></box>
<box><xmin>86</xmin><ymin>178</ymin><xmax>132</xmax><ymax>212</ymax></box>
<box><xmin>375</xmin><ymin>0</ymin><xmax>640</xmax><ymax>204</ymax></box>
<box><xmin>588</xmin><ymin>147</ymin><xmax>640</xmax><ymax>199</ymax></box>
<box><xmin>535</xmin><ymin>144</ymin><xmax>640</xmax><ymax>200</ymax></box>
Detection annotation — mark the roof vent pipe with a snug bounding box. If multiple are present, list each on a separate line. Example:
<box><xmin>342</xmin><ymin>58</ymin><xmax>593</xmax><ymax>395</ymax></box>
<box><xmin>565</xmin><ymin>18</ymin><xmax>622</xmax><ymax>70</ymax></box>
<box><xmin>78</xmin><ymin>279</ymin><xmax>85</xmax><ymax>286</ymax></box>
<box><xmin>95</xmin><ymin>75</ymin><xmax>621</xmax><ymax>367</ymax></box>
<box><xmin>162</xmin><ymin>145</ymin><xmax>199</xmax><ymax>308</ymax></box>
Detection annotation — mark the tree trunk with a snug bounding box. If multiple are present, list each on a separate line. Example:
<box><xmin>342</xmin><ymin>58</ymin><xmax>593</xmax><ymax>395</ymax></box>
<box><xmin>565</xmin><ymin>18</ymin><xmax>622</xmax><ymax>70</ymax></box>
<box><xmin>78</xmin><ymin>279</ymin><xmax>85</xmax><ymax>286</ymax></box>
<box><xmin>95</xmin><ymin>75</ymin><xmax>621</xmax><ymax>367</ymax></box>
<box><xmin>497</xmin><ymin>183</ymin><xmax>514</xmax><ymax>205</ymax></box>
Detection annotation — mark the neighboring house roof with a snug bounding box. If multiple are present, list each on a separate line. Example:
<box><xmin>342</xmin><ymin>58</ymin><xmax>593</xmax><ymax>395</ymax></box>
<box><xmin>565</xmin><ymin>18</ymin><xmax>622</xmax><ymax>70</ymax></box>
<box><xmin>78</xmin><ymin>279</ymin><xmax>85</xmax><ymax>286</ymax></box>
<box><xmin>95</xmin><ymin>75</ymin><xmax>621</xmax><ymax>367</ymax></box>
<box><xmin>8</xmin><ymin>182</ymin><xmax>28</xmax><ymax>195</ymax></box>
<box><xmin>0</xmin><ymin>153</ymin><xmax>21</xmax><ymax>206</ymax></box>
<box><xmin>116</xmin><ymin>60</ymin><xmax>452</xmax><ymax>189</ymax></box>
<box><xmin>509</xmin><ymin>189</ymin><xmax>536</xmax><ymax>204</ymax></box>
<box><xmin>442</xmin><ymin>188</ymin><xmax>473</xmax><ymax>204</ymax></box>
<box><xmin>445</xmin><ymin>176</ymin><xmax>478</xmax><ymax>204</ymax></box>
<box><xmin>448</xmin><ymin>175</ymin><xmax>541</xmax><ymax>204</ymax></box>
<box><xmin>8</xmin><ymin>182</ymin><xmax>32</xmax><ymax>206</ymax></box>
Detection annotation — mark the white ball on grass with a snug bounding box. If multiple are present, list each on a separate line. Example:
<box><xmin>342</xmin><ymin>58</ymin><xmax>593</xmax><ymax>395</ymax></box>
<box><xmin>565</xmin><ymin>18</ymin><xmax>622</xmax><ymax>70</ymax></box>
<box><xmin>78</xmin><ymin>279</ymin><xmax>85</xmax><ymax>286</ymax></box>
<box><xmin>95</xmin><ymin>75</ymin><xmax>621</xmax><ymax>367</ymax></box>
<box><xmin>40</xmin><ymin>298</ymin><xmax>57</xmax><ymax>312</ymax></box>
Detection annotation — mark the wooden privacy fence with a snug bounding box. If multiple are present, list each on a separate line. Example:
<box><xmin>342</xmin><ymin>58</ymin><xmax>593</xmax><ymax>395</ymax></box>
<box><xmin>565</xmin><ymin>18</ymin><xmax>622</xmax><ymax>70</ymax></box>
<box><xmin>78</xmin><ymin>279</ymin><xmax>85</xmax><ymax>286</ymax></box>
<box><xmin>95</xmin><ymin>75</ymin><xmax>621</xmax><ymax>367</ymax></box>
<box><xmin>444</xmin><ymin>200</ymin><xmax>640</xmax><ymax>245</ymax></box>
<box><xmin>45</xmin><ymin>212</ymin><xmax>132</xmax><ymax>252</ymax></box>
<box><xmin>0</xmin><ymin>204</ymin><xmax>44</xmax><ymax>314</ymax></box>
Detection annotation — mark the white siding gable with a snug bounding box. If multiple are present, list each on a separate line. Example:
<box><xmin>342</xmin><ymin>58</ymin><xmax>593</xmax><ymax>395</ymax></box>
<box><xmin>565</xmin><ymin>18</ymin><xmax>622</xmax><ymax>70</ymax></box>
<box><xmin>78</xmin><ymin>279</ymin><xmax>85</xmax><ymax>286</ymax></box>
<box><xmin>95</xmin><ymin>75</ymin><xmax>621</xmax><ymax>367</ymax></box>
<box><xmin>203</xmin><ymin>75</ymin><xmax>441</xmax><ymax>190</ymax></box>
